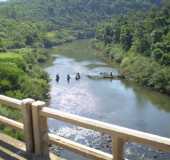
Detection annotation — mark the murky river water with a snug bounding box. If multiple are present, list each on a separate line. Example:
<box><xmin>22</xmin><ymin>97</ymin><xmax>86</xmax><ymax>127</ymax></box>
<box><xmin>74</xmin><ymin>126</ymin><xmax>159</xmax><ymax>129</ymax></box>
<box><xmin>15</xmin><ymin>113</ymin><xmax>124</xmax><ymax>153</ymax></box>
<box><xmin>46</xmin><ymin>40</ymin><xmax>170</xmax><ymax>160</ymax></box>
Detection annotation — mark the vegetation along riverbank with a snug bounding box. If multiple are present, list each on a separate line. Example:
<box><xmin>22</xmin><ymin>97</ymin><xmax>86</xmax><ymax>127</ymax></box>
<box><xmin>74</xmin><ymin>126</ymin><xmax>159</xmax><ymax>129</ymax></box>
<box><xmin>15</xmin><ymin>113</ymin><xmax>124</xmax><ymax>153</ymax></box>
<box><xmin>94</xmin><ymin>1</ymin><xmax>170</xmax><ymax>95</ymax></box>
<box><xmin>0</xmin><ymin>4</ymin><xmax>76</xmax><ymax>139</ymax></box>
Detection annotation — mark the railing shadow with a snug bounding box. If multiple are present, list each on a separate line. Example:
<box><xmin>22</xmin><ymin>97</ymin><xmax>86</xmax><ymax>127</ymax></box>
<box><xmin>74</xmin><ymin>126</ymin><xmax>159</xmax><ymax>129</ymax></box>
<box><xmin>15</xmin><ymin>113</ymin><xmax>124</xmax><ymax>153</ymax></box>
<box><xmin>0</xmin><ymin>140</ymin><xmax>31</xmax><ymax>160</ymax></box>
<box><xmin>0</xmin><ymin>139</ymin><xmax>54</xmax><ymax>160</ymax></box>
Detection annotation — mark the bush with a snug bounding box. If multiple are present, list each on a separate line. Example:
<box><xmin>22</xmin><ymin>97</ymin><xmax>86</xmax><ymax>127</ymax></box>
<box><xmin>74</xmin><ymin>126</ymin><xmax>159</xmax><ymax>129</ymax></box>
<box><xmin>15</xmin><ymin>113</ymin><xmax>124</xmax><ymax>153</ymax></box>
<box><xmin>121</xmin><ymin>54</ymin><xmax>170</xmax><ymax>94</ymax></box>
<box><xmin>0</xmin><ymin>63</ymin><xmax>24</xmax><ymax>92</ymax></box>
<box><xmin>161</xmin><ymin>53</ymin><xmax>170</xmax><ymax>65</ymax></box>
<box><xmin>151</xmin><ymin>48</ymin><xmax>164</xmax><ymax>61</ymax></box>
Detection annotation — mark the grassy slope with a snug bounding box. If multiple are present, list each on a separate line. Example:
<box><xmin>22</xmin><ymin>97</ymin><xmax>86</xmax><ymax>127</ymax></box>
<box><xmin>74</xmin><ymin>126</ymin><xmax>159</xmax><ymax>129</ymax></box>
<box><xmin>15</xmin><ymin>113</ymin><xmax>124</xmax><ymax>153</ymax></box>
<box><xmin>0</xmin><ymin>48</ymin><xmax>51</xmax><ymax>139</ymax></box>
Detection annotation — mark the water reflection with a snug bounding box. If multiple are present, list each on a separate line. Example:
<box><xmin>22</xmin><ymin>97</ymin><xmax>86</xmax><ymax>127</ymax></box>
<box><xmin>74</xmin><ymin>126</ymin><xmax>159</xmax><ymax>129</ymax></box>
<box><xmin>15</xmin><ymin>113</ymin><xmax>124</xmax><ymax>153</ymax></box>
<box><xmin>124</xmin><ymin>81</ymin><xmax>170</xmax><ymax>112</ymax></box>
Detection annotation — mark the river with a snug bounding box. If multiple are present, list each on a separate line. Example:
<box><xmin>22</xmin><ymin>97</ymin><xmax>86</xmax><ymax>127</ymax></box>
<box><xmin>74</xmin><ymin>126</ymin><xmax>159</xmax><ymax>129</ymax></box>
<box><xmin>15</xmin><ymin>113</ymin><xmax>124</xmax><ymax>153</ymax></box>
<box><xmin>46</xmin><ymin>40</ymin><xmax>170</xmax><ymax>160</ymax></box>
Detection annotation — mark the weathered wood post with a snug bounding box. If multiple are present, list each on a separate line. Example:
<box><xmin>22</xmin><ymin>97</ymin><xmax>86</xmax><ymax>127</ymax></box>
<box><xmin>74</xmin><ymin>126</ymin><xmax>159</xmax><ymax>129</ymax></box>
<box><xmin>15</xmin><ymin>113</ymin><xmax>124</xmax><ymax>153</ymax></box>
<box><xmin>112</xmin><ymin>136</ymin><xmax>124</xmax><ymax>160</ymax></box>
<box><xmin>32</xmin><ymin>101</ymin><xmax>49</xmax><ymax>159</ymax></box>
<box><xmin>22</xmin><ymin>98</ymin><xmax>35</xmax><ymax>153</ymax></box>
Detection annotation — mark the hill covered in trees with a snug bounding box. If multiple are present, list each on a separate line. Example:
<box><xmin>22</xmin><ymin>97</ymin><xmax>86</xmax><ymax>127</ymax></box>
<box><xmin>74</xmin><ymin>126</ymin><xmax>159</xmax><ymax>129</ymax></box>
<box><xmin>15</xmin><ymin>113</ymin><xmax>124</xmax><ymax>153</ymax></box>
<box><xmin>95</xmin><ymin>0</ymin><xmax>170</xmax><ymax>95</ymax></box>
<box><xmin>0</xmin><ymin>0</ymin><xmax>158</xmax><ymax>30</ymax></box>
<box><xmin>0</xmin><ymin>0</ymin><xmax>160</xmax><ymax>46</ymax></box>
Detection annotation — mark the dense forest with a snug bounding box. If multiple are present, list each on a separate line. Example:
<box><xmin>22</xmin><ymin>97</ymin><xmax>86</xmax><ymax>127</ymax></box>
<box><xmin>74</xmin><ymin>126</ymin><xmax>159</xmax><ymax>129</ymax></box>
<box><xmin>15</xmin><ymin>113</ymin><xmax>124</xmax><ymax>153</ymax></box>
<box><xmin>95</xmin><ymin>0</ymin><xmax>170</xmax><ymax>95</ymax></box>
<box><xmin>0</xmin><ymin>0</ymin><xmax>167</xmax><ymax>137</ymax></box>
<box><xmin>0</xmin><ymin>0</ymin><xmax>156</xmax><ymax>30</ymax></box>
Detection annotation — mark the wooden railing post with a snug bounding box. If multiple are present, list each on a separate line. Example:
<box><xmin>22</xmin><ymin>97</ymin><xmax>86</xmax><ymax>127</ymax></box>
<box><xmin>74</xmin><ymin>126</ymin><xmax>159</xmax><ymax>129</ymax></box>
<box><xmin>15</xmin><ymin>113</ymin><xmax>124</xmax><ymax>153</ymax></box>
<box><xmin>112</xmin><ymin>136</ymin><xmax>124</xmax><ymax>160</ymax></box>
<box><xmin>22</xmin><ymin>98</ymin><xmax>35</xmax><ymax>153</ymax></box>
<box><xmin>32</xmin><ymin>101</ymin><xmax>49</xmax><ymax>159</ymax></box>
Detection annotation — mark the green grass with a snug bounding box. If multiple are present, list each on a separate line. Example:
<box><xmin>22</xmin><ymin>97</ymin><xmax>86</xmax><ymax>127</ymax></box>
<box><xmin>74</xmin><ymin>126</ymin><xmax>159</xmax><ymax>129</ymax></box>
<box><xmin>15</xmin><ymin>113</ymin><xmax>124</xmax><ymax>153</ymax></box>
<box><xmin>0</xmin><ymin>52</ymin><xmax>25</xmax><ymax>68</ymax></box>
<box><xmin>0</xmin><ymin>52</ymin><xmax>23</xmax><ymax>60</ymax></box>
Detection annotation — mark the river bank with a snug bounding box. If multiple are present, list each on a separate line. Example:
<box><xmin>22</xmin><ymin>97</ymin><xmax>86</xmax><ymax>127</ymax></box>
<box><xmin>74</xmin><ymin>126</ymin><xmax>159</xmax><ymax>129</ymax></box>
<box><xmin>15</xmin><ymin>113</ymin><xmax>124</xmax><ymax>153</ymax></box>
<box><xmin>92</xmin><ymin>40</ymin><xmax>170</xmax><ymax>96</ymax></box>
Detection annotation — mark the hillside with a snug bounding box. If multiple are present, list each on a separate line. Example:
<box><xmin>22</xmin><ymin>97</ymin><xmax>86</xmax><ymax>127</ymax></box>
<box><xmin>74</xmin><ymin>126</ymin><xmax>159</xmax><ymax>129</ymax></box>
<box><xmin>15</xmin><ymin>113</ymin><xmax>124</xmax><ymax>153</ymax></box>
<box><xmin>95</xmin><ymin>1</ymin><xmax>170</xmax><ymax>95</ymax></box>
<box><xmin>0</xmin><ymin>0</ymin><xmax>157</xmax><ymax>31</ymax></box>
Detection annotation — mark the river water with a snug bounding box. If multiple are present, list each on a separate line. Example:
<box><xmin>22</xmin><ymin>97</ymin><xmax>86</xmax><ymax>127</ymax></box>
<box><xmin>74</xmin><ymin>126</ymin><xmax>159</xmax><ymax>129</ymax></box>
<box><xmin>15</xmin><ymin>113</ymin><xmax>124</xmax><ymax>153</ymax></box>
<box><xmin>46</xmin><ymin>40</ymin><xmax>170</xmax><ymax>160</ymax></box>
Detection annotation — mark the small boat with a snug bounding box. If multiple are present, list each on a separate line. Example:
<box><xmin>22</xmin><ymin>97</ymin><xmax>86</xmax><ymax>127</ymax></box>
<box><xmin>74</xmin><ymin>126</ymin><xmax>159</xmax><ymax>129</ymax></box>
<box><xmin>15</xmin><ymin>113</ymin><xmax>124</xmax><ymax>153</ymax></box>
<box><xmin>87</xmin><ymin>72</ymin><xmax>124</xmax><ymax>80</ymax></box>
<box><xmin>87</xmin><ymin>74</ymin><xmax>102</xmax><ymax>79</ymax></box>
<box><xmin>100</xmin><ymin>72</ymin><xmax>114</xmax><ymax>78</ymax></box>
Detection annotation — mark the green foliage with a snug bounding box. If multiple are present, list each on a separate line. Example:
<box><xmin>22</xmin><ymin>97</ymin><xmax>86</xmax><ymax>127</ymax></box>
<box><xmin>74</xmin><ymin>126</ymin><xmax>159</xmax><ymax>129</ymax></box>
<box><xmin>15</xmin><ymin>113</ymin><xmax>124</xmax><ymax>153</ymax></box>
<box><xmin>0</xmin><ymin>19</ymin><xmax>46</xmax><ymax>49</ymax></box>
<box><xmin>0</xmin><ymin>104</ymin><xmax>23</xmax><ymax>140</ymax></box>
<box><xmin>120</xmin><ymin>54</ymin><xmax>170</xmax><ymax>94</ymax></box>
<box><xmin>151</xmin><ymin>48</ymin><xmax>164</xmax><ymax>61</ymax></box>
<box><xmin>0</xmin><ymin>63</ymin><xmax>24</xmax><ymax>91</ymax></box>
<box><xmin>95</xmin><ymin>1</ymin><xmax>170</xmax><ymax>95</ymax></box>
<box><xmin>96</xmin><ymin>1</ymin><xmax>170</xmax><ymax>64</ymax></box>
<box><xmin>44</xmin><ymin>30</ymin><xmax>76</xmax><ymax>48</ymax></box>
<box><xmin>20</xmin><ymin>77</ymin><xmax>48</xmax><ymax>100</ymax></box>
<box><xmin>120</xmin><ymin>25</ymin><xmax>133</xmax><ymax>51</ymax></box>
<box><xmin>0</xmin><ymin>0</ymin><xmax>156</xmax><ymax>35</ymax></box>
<box><xmin>0</xmin><ymin>48</ymin><xmax>49</xmax><ymax>139</ymax></box>
<box><xmin>0</xmin><ymin>48</ymin><xmax>49</xmax><ymax>98</ymax></box>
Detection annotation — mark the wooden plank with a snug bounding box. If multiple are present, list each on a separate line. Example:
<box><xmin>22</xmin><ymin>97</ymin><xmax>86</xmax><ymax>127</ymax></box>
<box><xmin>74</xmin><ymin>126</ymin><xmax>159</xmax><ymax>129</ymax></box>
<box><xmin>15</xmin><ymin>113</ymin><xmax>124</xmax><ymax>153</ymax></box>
<box><xmin>32</xmin><ymin>101</ymin><xmax>49</xmax><ymax>159</ymax></box>
<box><xmin>0</xmin><ymin>115</ymin><xmax>24</xmax><ymax>131</ymax></box>
<box><xmin>0</xmin><ymin>133</ymin><xmax>25</xmax><ymax>151</ymax></box>
<box><xmin>41</xmin><ymin>107</ymin><xmax>170</xmax><ymax>152</ymax></box>
<box><xmin>112</xmin><ymin>136</ymin><xmax>124</xmax><ymax>160</ymax></box>
<box><xmin>49</xmin><ymin>133</ymin><xmax>113</xmax><ymax>160</ymax></box>
<box><xmin>21</xmin><ymin>98</ymin><xmax>35</xmax><ymax>153</ymax></box>
<box><xmin>0</xmin><ymin>95</ymin><xmax>22</xmax><ymax>109</ymax></box>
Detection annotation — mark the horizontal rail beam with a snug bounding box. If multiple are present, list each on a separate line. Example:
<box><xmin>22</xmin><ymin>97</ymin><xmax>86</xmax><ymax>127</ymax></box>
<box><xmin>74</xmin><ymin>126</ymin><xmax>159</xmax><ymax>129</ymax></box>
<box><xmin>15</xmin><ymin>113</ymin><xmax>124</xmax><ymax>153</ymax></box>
<box><xmin>49</xmin><ymin>133</ymin><xmax>113</xmax><ymax>160</ymax></box>
<box><xmin>41</xmin><ymin>107</ymin><xmax>170</xmax><ymax>152</ymax></box>
<box><xmin>0</xmin><ymin>115</ymin><xmax>24</xmax><ymax>131</ymax></box>
<box><xmin>0</xmin><ymin>95</ymin><xmax>22</xmax><ymax>109</ymax></box>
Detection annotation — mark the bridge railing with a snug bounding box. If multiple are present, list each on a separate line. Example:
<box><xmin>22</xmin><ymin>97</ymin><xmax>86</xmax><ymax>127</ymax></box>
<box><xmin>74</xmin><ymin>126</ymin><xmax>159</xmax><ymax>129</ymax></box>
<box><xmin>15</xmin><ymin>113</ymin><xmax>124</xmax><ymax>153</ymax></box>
<box><xmin>0</xmin><ymin>95</ymin><xmax>170</xmax><ymax>160</ymax></box>
<box><xmin>0</xmin><ymin>95</ymin><xmax>35</xmax><ymax>153</ymax></box>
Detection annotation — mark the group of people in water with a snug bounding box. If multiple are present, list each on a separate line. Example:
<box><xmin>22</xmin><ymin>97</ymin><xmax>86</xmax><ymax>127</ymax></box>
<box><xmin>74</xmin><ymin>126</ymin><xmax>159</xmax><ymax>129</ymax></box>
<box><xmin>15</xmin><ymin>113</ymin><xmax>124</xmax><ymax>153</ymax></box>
<box><xmin>55</xmin><ymin>73</ymin><xmax>81</xmax><ymax>83</ymax></box>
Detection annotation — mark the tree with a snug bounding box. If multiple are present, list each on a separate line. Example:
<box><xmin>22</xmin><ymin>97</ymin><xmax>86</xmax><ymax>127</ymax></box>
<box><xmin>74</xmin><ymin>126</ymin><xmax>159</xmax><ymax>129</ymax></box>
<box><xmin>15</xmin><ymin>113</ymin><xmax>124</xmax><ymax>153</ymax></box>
<box><xmin>120</xmin><ymin>25</ymin><xmax>133</xmax><ymax>51</ymax></box>
<box><xmin>161</xmin><ymin>53</ymin><xmax>170</xmax><ymax>65</ymax></box>
<box><xmin>151</xmin><ymin>29</ymin><xmax>163</xmax><ymax>43</ymax></box>
<box><xmin>151</xmin><ymin>48</ymin><xmax>164</xmax><ymax>61</ymax></box>
<box><xmin>103</xmin><ymin>24</ymin><xmax>114</xmax><ymax>44</ymax></box>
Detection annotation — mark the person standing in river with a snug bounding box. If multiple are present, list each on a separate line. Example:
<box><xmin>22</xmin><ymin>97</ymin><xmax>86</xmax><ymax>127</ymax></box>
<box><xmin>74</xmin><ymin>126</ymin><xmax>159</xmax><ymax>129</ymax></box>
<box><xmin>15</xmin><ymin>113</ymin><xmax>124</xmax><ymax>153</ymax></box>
<box><xmin>110</xmin><ymin>72</ymin><xmax>113</xmax><ymax>78</ymax></box>
<box><xmin>56</xmin><ymin>74</ymin><xmax>60</xmax><ymax>83</ymax></box>
<box><xmin>67</xmin><ymin>74</ymin><xmax>71</xmax><ymax>83</ymax></box>
<box><xmin>75</xmin><ymin>72</ymin><xmax>81</xmax><ymax>80</ymax></box>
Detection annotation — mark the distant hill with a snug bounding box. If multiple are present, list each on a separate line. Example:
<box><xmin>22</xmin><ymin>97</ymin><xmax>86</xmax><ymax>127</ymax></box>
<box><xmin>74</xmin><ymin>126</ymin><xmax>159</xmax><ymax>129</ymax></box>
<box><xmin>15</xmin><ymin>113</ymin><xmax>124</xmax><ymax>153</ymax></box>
<box><xmin>0</xmin><ymin>0</ymin><xmax>158</xmax><ymax>30</ymax></box>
